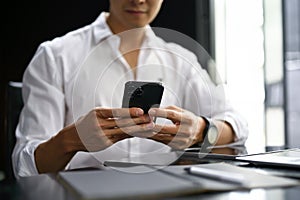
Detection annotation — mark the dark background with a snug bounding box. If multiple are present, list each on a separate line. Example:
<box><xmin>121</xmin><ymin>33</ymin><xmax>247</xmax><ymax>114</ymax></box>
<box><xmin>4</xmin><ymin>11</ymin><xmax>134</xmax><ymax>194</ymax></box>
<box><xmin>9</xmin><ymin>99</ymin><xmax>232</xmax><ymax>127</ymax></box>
<box><xmin>0</xmin><ymin>0</ymin><xmax>210</xmax><ymax>175</ymax></box>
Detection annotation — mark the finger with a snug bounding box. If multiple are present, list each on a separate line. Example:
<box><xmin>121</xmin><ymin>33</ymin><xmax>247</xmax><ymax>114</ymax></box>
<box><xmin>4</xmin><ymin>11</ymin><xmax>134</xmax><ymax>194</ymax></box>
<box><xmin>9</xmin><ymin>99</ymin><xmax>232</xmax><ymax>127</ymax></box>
<box><xmin>121</xmin><ymin>122</ymin><xmax>155</xmax><ymax>136</ymax></box>
<box><xmin>153</xmin><ymin>121</ymin><xmax>196</xmax><ymax>138</ymax></box>
<box><xmin>96</xmin><ymin>132</ymin><xmax>131</xmax><ymax>147</ymax></box>
<box><xmin>157</xmin><ymin>124</ymin><xmax>196</xmax><ymax>137</ymax></box>
<box><xmin>105</xmin><ymin>122</ymin><xmax>155</xmax><ymax>136</ymax></box>
<box><xmin>164</xmin><ymin>105</ymin><xmax>183</xmax><ymax>112</ymax></box>
<box><xmin>99</xmin><ymin>115</ymin><xmax>151</xmax><ymax>129</ymax></box>
<box><xmin>116</xmin><ymin>115</ymin><xmax>151</xmax><ymax>127</ymax></box>
<box><xmin>152</xmin><ymin>124</ymin><xmax>193</xmax><ymax>137</ymax></box>
<box><xmin>95</xmin><ymin>107</ymin><xmax>144</xmax><ymax>118</ymax></box>
<box><xmin>149</xmin><ymin>108</ymin><xmax>191</xmax><ymax>123</ymax></box>
<box><xmin>152</xmin><ymin>124</ymin><xmax>179</xmax><ymax>136</ymax></box>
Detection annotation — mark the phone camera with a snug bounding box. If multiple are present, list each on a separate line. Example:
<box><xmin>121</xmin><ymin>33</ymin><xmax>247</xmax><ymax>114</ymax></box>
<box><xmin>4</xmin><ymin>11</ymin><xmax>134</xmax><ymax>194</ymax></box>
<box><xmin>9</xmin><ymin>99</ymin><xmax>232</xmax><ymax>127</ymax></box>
<box><xmin>133</xmin><ymin>87</ymin><xmax>144</xmax><ymax>97</ymax></box>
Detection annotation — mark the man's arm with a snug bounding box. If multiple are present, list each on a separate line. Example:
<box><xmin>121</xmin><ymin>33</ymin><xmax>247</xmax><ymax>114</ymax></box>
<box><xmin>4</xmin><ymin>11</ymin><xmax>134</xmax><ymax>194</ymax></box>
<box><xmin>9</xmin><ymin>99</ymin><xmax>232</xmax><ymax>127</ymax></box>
<box><xmin>212</xmin><ymin>120</ymin><xmax>235</xmax><ymax>145</ymax></box>
<box><xmin>34</xmin><ymin>124</ymin><xmax>81</xmax><ymax>173</ymax></box>
<box><xmin>34</xmin><ymin>108</ymin><xmax>152</xmax><ymax>173</ymax></box>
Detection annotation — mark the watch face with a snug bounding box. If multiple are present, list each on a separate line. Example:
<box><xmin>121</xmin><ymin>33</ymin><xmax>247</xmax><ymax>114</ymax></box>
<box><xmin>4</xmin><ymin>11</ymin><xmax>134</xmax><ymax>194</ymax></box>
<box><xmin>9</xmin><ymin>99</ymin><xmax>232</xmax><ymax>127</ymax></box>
<box><xmin>208</xmin><ymin>126</ymin><xmax>218</xmax><ymax>145</ymax></box>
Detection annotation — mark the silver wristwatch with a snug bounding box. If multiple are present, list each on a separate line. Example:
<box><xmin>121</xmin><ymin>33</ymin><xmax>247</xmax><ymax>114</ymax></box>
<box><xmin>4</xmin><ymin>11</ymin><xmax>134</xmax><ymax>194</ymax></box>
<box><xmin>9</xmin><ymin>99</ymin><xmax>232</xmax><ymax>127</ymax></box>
<box><xmin>200</xmin><ymin>116</ymin><xmax>219</xmax><ymax>151</ymax></box>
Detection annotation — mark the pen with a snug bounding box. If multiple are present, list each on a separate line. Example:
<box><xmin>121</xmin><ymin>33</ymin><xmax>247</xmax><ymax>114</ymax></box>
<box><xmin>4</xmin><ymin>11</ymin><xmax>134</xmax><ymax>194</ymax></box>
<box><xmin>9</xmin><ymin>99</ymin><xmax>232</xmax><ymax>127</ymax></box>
<box><xmin>184</xmin><ymin>166</ymin><xmax>246</xmax><ymax>185</ymax></box>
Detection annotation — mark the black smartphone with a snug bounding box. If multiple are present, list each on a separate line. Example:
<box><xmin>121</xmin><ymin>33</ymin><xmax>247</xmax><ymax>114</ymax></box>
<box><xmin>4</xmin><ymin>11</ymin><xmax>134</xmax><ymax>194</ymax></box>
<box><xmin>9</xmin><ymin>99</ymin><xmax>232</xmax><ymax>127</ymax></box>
<box><xmin>122</xmin><ymin>81</ymin><xmax>164</xmax><ymax>113</ymax></box>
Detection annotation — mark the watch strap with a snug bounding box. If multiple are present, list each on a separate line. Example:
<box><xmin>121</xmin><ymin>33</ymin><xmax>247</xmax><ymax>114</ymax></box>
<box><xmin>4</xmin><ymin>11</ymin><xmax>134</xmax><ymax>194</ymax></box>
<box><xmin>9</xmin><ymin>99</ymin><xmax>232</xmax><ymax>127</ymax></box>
<box><xmin>201</xmin><ymin>116</ymin><xmax>211</xmax><ymax>141</ymax></box>
<box><xmin>189</xmin><ymin>116</ymin><xmax>212</xmax><ymax>148</ymax></box>
<box><xmin>199</xmin><ymin>116</ymin><xmax>216</xmax><ymax>153</ymax></box>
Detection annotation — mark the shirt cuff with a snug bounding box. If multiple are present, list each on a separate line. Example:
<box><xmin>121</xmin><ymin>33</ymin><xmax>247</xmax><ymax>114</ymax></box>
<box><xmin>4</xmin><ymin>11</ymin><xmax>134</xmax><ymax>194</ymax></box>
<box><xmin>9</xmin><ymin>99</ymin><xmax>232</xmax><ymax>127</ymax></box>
<box><xmin>15</xmin><ymin>140</ymin><xmax>45</xmax><ymax>178</ymax></box>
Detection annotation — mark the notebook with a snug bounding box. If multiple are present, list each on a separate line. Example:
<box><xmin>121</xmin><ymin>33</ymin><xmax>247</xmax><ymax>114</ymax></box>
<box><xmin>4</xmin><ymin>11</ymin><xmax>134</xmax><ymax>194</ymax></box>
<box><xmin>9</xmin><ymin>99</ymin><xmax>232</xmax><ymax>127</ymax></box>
<box><xmin>58</xmin><ymin>166</ymin><xmax>205</xmax><ymax>200</ymax></box>
<box><xmin>236</xmin><ymin>148</ymin><xmax>300</xmax><ymax>169</ymax></box>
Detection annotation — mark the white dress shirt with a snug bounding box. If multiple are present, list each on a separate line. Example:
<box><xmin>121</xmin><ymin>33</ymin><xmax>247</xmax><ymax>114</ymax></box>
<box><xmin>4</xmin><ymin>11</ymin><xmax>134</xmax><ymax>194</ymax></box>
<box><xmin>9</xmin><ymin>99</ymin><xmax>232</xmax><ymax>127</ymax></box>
<box><xmin>12</xmin><ymin>12</ymin><xmax>248</xmax><ymax>178</ymax></box>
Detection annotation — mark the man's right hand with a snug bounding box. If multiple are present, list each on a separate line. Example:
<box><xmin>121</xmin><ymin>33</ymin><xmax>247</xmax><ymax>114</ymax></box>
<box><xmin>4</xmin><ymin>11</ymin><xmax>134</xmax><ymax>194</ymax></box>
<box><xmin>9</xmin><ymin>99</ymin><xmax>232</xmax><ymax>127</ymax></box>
<box><xmin>34</xmin><ymin>107</ymin><xmax>153</xmax><ymax>173</ymax></box>
<box><xmin>75</xmin><ymin>107</ymin><xmax>154</xmax><ymax>152</ymax></box>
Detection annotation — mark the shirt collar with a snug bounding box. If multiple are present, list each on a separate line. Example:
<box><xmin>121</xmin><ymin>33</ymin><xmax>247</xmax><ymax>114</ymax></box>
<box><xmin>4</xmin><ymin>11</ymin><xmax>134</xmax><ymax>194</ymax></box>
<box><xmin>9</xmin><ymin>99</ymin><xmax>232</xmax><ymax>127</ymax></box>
<box><xmin>92</xmin><ymin>12</ymin><xmax>161</xmax><ymax>47</ymax></box>
<box><xmin>92</xmin><ymin>12</ymin><xmax>114</xmax><ymax>44</ymax></box>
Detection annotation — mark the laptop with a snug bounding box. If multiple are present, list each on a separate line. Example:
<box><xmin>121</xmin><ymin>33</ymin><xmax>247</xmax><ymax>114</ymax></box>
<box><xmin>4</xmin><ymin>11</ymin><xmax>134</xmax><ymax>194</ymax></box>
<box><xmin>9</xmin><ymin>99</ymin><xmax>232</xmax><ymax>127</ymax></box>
<box><xmin>236</xmin><ymin>148</ymin><xmax>300</xmax><ymax>169</ymax></box>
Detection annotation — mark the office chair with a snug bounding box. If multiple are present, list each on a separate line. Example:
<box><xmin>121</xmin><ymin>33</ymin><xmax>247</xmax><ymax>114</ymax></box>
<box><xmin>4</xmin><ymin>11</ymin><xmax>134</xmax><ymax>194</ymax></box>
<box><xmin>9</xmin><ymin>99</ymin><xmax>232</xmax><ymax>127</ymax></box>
<box><xmin>4</xmin><ymin>81</ymin><xmax>23</xmax><ymax>181</ymax></box>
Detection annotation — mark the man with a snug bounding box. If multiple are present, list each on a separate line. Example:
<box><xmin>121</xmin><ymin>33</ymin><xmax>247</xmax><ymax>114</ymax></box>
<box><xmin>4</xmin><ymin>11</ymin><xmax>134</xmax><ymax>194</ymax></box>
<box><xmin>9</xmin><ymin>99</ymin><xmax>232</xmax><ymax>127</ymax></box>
<box><xmin>12</xmin><ymin>0</ymin><xmax>248</xmax><ymax>178</ymax></box>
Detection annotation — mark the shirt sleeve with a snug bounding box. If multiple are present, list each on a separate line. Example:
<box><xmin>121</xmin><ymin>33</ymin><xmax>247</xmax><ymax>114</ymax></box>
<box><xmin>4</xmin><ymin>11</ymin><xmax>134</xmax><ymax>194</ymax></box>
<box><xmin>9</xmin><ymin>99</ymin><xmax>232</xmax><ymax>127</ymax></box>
<box><xmin>12</xmin><ymin>43</ymin><xmax>66</xmax><ymax>179</ymax></box>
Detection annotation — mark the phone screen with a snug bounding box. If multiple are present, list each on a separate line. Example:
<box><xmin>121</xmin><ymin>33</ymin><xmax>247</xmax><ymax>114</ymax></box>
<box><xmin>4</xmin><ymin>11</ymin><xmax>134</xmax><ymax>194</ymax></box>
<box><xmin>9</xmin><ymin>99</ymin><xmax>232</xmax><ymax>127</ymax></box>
<box><xmin>122</xmin><ymin>81</ymin><xmax>164</xmax><ymax>113</ymax></box>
